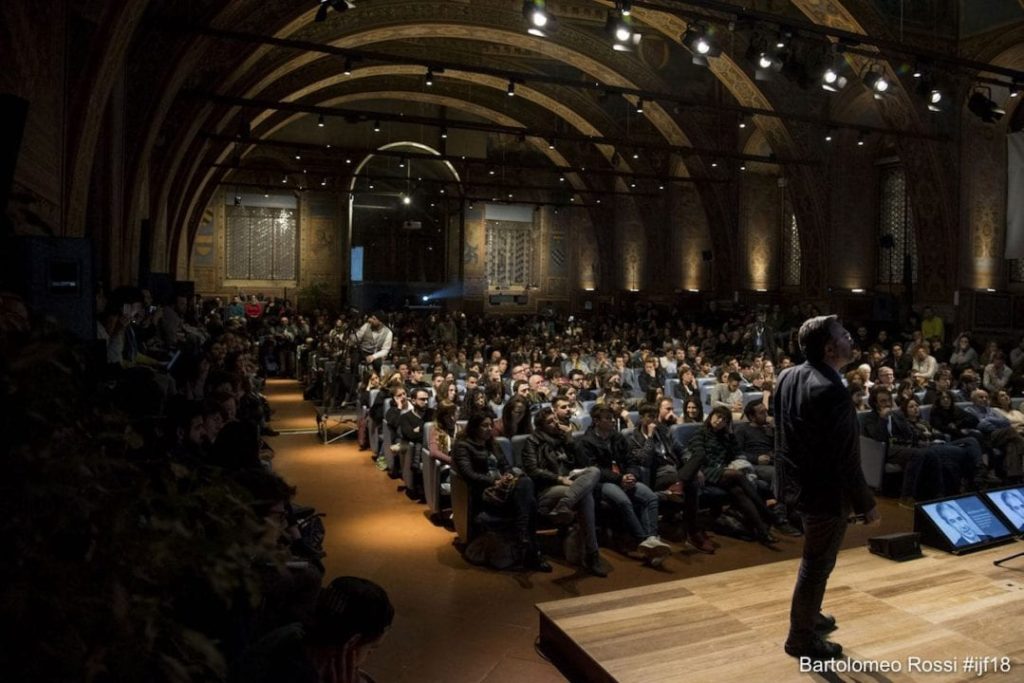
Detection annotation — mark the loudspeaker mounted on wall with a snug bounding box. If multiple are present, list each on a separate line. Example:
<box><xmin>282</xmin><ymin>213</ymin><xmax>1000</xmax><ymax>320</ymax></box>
<box><xmin>1</xmin><ymin>236</ymin><xmax>94</xmax><ymax>340</ymax></box>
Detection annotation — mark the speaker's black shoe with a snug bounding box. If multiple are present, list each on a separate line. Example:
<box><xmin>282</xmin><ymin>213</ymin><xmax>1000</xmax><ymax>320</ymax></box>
<box><xmin>814</xmin><ymin>613</ymin><xmax>838</xmax><ymax>634</ymax></box>
<box><xmin>785</xmin><ymin>637</ymin><xmax>843</xmax><ymax>661</ymax></box>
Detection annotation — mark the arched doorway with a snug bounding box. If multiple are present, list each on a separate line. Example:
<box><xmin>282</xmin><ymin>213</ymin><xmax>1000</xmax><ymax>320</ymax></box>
<box><xmin>347</xmin><ymin>142</ymin><xmax>461</xmax><ymax>309</ymax></box>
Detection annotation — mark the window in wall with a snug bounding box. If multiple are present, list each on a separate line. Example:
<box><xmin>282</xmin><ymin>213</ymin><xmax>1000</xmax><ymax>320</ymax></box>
<box><xmin>782</xmin><ymin>213</ymin><xmax>802</xmax><ymax>286</ymax></box>
<box><xmin>485</xmin><ymin>219</ymin><xmax>535</xmax><ymax>289</ymax></box>
<box><xmin>225</xmin><ymin>206</ymin><xmax>297</xmax><ymax>280</ymax></box>
<box><xmin>877</xmin><ymin>164</ymin><xmax>918</xmax><ymax>284</ymax></box>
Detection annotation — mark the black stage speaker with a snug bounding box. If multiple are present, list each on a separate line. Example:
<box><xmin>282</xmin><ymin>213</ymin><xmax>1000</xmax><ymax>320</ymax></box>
<box><xmin>1</xmin><ymin>236</ymin><xmax>94</xmax><ymax>339</ymax></box>
<box><xmin>0</xmin><ymin>94</ymin><xmax>29</xmax><ymax>227</ymax></box>
<box><xmin>868</xmin><ymin>532</ymin><xmax>923</xmax><ymax>561</ymax></box>
<box><xmin>174</xmin><ymin>280</ymin><xmax>195</xmax><ymax>300</ymax></box>
<box><xmin>144</xmin><ymin>273</ymin><xmax>175</xmax><ymax>305</ymax></box>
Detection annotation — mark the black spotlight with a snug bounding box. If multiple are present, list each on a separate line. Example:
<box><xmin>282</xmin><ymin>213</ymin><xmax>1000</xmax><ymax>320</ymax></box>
<box><xmin>968</xmin><ymin>88</ymin><xmax>1005</xmax><ymax>123</ymax></box>
<box><xmin>682</xmin><ymin>24</ymin><xmax>720</xmax><ymax>66</ymax></box>
<box><xmin>315</xmin><ymin>0</ymin><xmax>354</xmax><ymax>23</ymax></box>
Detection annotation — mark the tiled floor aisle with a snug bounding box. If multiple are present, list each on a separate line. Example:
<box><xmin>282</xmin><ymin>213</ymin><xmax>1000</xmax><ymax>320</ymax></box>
<box><xmin>263</xmin><ymin>379</ymin><xmax>911</xmax><ymax>682</ymax></box>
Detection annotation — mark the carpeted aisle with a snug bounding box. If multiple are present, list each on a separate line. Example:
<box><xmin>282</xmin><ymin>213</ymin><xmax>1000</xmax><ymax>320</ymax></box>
<box><xmin>262</xmin><ymin>379</ymin><xmax>913</xmax><ymax>683</ymax></box>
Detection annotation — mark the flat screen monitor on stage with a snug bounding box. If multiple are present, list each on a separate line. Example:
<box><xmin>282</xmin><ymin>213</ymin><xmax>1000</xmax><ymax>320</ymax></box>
<box><xmin>915</xmin><ymin>494</ymin><xmax>1015</xmax><ymax>555</ymax></box>
<box><xmin>982</xmin><ymin>486</ymin><xmax>1024</xmax><ymax>535</ymax></box>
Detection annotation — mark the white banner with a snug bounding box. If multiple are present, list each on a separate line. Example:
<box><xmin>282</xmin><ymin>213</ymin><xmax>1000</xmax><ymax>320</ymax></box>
<box><xmin>1007</xmin><ymin>131</ymin><xmax>1024</xmax><ymax>259</ymax></box>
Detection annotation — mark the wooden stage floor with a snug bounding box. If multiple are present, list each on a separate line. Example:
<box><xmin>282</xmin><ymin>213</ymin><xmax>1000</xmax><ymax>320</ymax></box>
<box><xmin>537</xmin><ymin>543</ymin><xmax>1024</xmax><ymax>682</ymax></box>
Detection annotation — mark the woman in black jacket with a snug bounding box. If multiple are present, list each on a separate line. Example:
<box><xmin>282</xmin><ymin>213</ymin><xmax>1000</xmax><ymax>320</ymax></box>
<box><xmin>928</xmin><ymin>390</ymin><xmax>980</xmax><ymax>440</ymax></box>
<box><xmin>451</xmin><ymin>413</ymin><xmax>550</xmax><ymax>572</ymax></box>
<box><xmin>685</xmin><ymin>406</ymin><xmax>777</xmax><ymax>545</ymax></box>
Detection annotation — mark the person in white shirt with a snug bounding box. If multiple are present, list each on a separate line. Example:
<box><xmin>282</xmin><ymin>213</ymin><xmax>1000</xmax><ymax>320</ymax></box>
<box><xmin>983</xmin><ymin>353</ymin><xmax>1013</xmax><ymax>396</ymax></box>
<box><xmin>911</xmin><ymin>345</ymin><xmax>938</xmax><ymax>384</ymax></box>
<box><xmin>354</xmin><ymin>311</ymin><xmax>393</xmax><ymax>371</ymax></box>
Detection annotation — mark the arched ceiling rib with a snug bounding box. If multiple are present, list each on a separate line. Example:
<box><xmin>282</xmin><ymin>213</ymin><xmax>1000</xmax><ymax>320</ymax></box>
<box><xmin>153</xmin><ymin>0</ymin><xmax>817</xmax><ymax>280</ymax></box>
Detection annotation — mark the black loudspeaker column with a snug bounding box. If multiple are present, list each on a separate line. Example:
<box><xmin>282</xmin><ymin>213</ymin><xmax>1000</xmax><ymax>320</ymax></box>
<box><xmin>0</xmin><ymin>94</ymin><xmax>29</xmax><ymax>229</ymax></box>
<box><xmin>144</xmin><ymin>273</ymin><xmax>175</xmax><ymax>306</ymax></box>
<box><xmin>174</xmin><ymin>280</ymin><xmax>195</xmax><ymax>300</ymax></box>
<box><xmin>1</xmin><ymin>236</ymin><xmax>94</xmax><ymax>340</ymax></box>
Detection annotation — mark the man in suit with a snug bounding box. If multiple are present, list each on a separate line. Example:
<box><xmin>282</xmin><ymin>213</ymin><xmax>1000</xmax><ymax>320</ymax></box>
<box><xmin>936</xmin><ymin>502</ymin><xmax>991</xmax><ymax>546</ymax></box>
<box><xmin>774</xmin><ymin>315</ymin><xmax>880</xmax><ymax>661</ymax></box>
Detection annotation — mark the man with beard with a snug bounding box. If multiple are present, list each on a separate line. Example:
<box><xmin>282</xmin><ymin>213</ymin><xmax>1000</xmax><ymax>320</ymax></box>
<box><xmin>775</xmin><ymin>315</ymin><xmax>879</xmax><ymax>661</ymax></box>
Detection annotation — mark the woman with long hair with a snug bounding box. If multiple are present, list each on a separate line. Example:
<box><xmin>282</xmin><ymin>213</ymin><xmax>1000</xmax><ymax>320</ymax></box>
<box><xmin>683</xmin><ymin>406</ymin><xmax>777</xmax><ymax>545</ymax></box>
<box><xmin>680</xmin><ymin>397</ymin><xmax>704</xmax><ymax>424</ymax></box>
<box><xmin>428</xmin><ymin>399</ymin><xmax>459</xmax><ymax>496</ymax></box>
<box><xmin>495</xmin><ymin>395</ymin><xmax>532</xmax><ymax>437</ymax></box>
<box><xmin>451</xmin><ymin>414</ymin><xmax>550</xmax><ymax>572</ymax></box>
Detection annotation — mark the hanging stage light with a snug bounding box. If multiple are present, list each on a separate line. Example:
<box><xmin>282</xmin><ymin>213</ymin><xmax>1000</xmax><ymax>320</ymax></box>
<box><xmin>862</xmin><ymin>64</ymin><xmax>891</xmax><ymax>98</ymax></box>
<box><xmin>523</xmin><ymin>1</ymin><xmax>554</xmax><ymax>38</ymax></box>
<box><xmin>968</xmin><ymin>87</ymin><xmax>1005</xmax><ymax>123</ymax></box>
<box><xmin>317</xmin><ymin>114</ymin><xmax>325</xmax><ymax>127</ymax></box>
<box><xmin>635</xmin><ymin>98</ymin><xmax>644</xmax><ymax>114</ymax></box>
<box><xmin>424</xmin><ymin>68</ymin><xmax>434</xmax><ymax>86</ymax></box>
<box><xmin>820</xmin><ymin>54</ymin><xmax>848</xmax><ymax>93</ymax></box>
<box><xmin>507</xmin><ymin>79</ymin><xmax>517</xmax><ymax>96</ymax></box>
<box><xmin>342</xmin><ymin>57</ymin><xmax>353</xmax><ymax>76</ymax></box>
<box><xmin>606</xmin><ymin>10</ymin><xmax>639</xmax><ymax>51</ymax></box>
<box><xmin>315</xmin><ymin>0</ymin><xmax>354</xmax><ymax>23</ymax></box>
<box><xmin>682</xmin><ymin>24</ymin><xmax>720</xmax><ymax>66</ymax></box>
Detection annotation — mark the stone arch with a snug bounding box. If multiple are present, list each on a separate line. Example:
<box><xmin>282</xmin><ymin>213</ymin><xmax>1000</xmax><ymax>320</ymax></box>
<box><xmin>172</xmin><ymin>89</ymin><xmax>605</xmax><ymax>276</ymax></box>
<box><xmin>789</xmin><ymin>0</ymin><xmax>957</xmax><ymax>301</ymax></box>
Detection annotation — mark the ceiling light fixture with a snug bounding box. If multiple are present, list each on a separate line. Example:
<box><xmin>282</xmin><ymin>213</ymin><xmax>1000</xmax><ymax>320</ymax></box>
<box><xmin>523</xmin><ymin>1</ymin><xmax>553</xmax><ymax>38</ymax></box>
<box><xmin>682</xmin><ymin>24</ymin><xmax>720</xmax><ymax>66</ymax></box>
<box><xmin>315</xmin><ymin>0</ymin><xmax>354</xmax><ymax>23</ymax></box>
<box><xmin>607</xmin><ymin>10</ymin><xmax>639</xmax><ymax>51</ymax></box>
<box><xmin>862</xmin><ymin>64</ymin><xmax>891</xmax><ymax>98</ymax></box>
<box><xmin>507</xmin><ymin>79</ymin><xmax>517</xmax><ymax>96</ymax></box>
<box><xmin>317</xmin><ymin>114</ymin><xmax>325</xmax><ymax>127</ymax></box>
<box><xmin>968</xmin><ymin>87</ymin><xmax>1005</xmax><ymax>123</ymax></box>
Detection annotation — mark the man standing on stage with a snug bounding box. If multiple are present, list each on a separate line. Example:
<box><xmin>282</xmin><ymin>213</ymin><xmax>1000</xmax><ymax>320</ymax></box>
<box><xmin>774</xmin><ymin>315</ymin><xmax>880</xmax><ymax>661</ymax></box>
<box><xmin>354</xmin><ymin>311</ymin><xmax>393</xmax><ymax>372</ymax></box>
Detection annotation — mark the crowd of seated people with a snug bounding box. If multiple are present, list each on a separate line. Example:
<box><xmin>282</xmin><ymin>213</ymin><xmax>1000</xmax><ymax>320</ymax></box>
<box><xmin>13</xmin><ymin>281</ymin><xmax>1024</xmax><ymax>675</ymax></box>
<box><xmin>0</xmin><ymin>286</ymin><xmax>396</xmax><ymax>681</ymax></box>
<box><xmin>292</xmin><ymin>301</ymin><xmax>1022</xmax><ymax>575</ymax></box>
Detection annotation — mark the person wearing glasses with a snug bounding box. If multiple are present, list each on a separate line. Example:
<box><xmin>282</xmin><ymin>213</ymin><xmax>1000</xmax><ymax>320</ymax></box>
<box><xmin>774</xmin><ymin>315</ymin><xmax>880</xmax><ymax>662</ymax></box>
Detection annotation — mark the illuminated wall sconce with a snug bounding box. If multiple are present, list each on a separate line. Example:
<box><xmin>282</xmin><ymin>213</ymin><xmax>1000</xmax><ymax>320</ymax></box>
<box><xmin>583</xmin><ymin>287</ymin><xmax>595</xmax><ymax>292</ymax></box>
<box><xmin>687</xmin><ymin>288</ymin><xmax>700</xmax><ymax>293</ymax></box>
<box><xmin>850</xmin><ymin>288</ymin><xmax>865</xmax><ymax>294</ymax></box>
<box><xmin>755</xmin><ymin>288</ymin><xmax>768</xmax><ymax>292</ymax></box>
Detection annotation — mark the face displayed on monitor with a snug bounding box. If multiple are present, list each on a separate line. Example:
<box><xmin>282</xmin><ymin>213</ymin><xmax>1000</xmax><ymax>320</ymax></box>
<box><xmin>920</xmin><ymin>496</ymin><xmax>1011</xmax><ymax>548</ymax></box>
<box><xmin>985</xmin><ymin>487</ymin><xmax>1024</xmax><ymax>533</ymax></box>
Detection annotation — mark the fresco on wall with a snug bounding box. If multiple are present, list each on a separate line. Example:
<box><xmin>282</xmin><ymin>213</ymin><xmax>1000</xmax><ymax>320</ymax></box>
<box><xmin>192</xmin><ymin>208</ymin><xmax>215</xmax><ymax>267</ymax></box>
